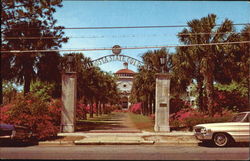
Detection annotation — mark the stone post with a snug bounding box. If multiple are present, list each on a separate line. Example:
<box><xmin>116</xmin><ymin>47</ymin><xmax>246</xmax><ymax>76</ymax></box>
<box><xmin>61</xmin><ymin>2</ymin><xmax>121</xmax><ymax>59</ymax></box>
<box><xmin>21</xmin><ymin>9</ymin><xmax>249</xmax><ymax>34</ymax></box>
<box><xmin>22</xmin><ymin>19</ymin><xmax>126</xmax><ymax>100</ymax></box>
<box><xmin>154</xmin><ymin>73</ymin><xmax>171</xmax><ymax>132</ymax></box>
<box><xmin>61</xmin><ymin>72</ymin><xmax>77</xmax><ymax>133</ymax></box>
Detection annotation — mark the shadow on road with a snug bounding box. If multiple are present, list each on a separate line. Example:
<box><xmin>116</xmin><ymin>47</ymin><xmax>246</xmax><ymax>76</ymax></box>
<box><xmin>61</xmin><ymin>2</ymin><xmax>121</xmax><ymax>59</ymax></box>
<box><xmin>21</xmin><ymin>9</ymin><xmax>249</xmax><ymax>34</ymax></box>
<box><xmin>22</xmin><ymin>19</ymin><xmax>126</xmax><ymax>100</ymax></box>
<box><xmin>0</xmin><ymin>139</ymin><xmax>39</xmax><ymax>147</ymax></box>
<box><xmin>198</xmin><ymin>141</ymin><xmax>249</xmax><ymax>148</ymax></box>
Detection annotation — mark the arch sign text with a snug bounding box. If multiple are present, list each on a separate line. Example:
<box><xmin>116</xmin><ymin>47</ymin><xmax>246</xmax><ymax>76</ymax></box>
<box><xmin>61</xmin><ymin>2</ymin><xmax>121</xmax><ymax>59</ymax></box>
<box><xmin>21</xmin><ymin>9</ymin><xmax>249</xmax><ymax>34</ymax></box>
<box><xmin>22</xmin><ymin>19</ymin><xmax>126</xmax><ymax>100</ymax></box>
<box><xmin>90</xmin><ymin>54</ymin><xmax>143</xmax><ymax>68</ymax></box>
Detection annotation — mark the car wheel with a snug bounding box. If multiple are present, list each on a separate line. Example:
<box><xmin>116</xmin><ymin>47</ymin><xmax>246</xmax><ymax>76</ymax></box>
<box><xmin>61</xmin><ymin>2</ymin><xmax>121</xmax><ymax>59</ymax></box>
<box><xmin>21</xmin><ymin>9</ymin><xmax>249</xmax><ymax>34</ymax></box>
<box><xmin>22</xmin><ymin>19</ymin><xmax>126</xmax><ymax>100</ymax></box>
<box><xmin>213</xmin><ymin>133</ymin><xmax>230</xmax><ymax>147</ymax></box>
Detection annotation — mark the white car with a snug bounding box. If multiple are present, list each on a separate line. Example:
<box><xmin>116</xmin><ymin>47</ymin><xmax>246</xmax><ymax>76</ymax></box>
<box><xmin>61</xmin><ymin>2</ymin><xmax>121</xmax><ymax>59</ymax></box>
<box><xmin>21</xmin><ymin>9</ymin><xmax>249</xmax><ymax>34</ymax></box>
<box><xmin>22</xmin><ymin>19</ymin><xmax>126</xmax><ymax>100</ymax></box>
<box><xmin>193</xmin><ymin>111</ymin><xmax>250</xmax><ymax>147</ymax></box>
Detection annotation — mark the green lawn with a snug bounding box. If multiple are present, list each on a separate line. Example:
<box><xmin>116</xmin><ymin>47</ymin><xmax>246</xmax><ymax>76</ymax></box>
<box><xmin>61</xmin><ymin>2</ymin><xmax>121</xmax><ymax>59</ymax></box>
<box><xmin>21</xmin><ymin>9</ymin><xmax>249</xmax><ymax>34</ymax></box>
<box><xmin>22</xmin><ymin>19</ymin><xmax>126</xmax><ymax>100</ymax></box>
<box><xmin>127</xmin><ymin>112</ymin><xmax>155</xmax><ymax>132</ymax></box>
<box><xmin>76</xmin><ymin>112</ymin><xmax>155</xmax><ymax>132</ymax></box>
<box><xmin>76</xmin><ymin>113</ymin><xmax>122</xmax><ymax>131</ymax></box>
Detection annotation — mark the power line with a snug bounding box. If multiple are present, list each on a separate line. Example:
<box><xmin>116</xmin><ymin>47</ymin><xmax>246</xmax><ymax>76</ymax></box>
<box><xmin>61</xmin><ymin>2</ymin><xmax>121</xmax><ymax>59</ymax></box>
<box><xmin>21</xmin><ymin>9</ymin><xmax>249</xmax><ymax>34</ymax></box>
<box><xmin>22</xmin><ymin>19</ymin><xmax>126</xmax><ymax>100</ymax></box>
<box><xmin>1</xmin><ymin>41</ymin><xmax>249</xmax><ymax>53</ymax></box>
<box><xmin>3</xmin><ymin>23</ymin><xmax>249</xmax><ymax>30</ymax></box>
<box><xmin>3</xmin><ymin>32</ymin><xmax>249</xmax><ymax>40</ymax></box>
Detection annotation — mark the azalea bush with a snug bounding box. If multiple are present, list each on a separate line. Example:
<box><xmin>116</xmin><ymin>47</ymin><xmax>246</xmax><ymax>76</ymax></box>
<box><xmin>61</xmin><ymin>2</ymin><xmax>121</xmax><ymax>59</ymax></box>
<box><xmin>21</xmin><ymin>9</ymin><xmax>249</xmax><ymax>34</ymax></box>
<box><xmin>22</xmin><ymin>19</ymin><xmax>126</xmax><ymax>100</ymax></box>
<box><xmin>170</xmin><ymin>97</ymin><xmax>189</xmax><ymax>114</ymax></box>
<box><xmin>212</xmin><ymin>90</ymin><xmax>249</xmax><ymax>112</ymax></box>
<box><xmin>76</xmin><ymin>103</ymin><xmax>88</xmax><ymax>120</ymax></box>
<box><xmin>169</xmin><ymin>108</ymin><xmax>235</xmax><ymax>131</ymax></box>
<box><xmin>129</xmin><ymin>102</ymin><xmax>142</xmax><ymax>114</ymax></box>
<box><xmin>0</xmin><ymin>94</ymin><xmax>62</xmax><ymax>140</ymax></box>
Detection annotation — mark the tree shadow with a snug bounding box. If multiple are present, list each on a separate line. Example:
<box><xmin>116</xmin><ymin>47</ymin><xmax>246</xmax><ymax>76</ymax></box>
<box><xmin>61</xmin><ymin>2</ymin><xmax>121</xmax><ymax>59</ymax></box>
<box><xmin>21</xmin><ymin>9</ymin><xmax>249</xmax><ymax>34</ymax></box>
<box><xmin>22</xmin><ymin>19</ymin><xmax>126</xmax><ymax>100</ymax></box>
<box><xmin>198</xmin><ymin>141</ymin><xmax>250</xmax><ymax>148</ymax></box>
<box><xmin>0</xmin><ymin>139</ymin><xmax>38</xmax><ymax>147</ymax></box>
<box><xmin>76</xmin><ymin>121</ymin><xmax>128</xmax><ymax>132</ymax></box>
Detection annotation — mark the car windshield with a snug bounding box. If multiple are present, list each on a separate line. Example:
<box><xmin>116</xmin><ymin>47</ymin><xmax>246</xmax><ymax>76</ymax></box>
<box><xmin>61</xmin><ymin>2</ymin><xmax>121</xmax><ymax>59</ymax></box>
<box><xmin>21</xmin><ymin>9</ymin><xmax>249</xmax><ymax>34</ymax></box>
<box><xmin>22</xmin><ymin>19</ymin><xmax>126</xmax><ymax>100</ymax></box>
<box><xmin>231</xmin><ymin>113</ymin><xmax>246</xmax><ymax>122</ymax></box>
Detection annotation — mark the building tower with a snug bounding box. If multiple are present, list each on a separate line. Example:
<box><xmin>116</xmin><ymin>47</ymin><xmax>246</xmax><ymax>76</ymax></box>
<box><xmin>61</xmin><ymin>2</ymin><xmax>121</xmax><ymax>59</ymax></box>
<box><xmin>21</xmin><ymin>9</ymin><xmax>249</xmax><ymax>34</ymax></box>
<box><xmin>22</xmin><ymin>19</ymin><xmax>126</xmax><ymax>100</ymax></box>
<box><xmin>115</xmin><ymin>62</ymin><xmax>135</xmax><ymax>109</ymax></box>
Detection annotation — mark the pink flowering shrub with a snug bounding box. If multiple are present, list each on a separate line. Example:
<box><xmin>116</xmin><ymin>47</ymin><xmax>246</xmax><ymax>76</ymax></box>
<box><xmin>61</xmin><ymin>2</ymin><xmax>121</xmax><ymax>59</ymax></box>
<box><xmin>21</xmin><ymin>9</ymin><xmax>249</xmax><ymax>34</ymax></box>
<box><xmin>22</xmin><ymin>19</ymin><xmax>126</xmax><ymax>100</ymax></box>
<box><xmin>129</xmin><ymin>103</ymin><xmax>142</xmax><ymax>114</ymax></box>
<box><xmin>170</xmin><ymin>97</ymin><xmax>189</xmax><ymax>114</ymax></box>
<box><xmin>0</xmin><ymin>94</ymin><xmax>62</xmax><ymax>140</ymax></box>
<box><xmin>169</xmin><ymin>108</ymin><xmax>235</xmax><ymax>130</ymax></box>
<box><xmin>76</xmin><ymin>103</ymin><xmax>88</xmax><ymax>120</ymax></box>
<box><xmin>149</xmin><ymin>114</ymin><xmax>155</xmax><ymax>120</ymax></box>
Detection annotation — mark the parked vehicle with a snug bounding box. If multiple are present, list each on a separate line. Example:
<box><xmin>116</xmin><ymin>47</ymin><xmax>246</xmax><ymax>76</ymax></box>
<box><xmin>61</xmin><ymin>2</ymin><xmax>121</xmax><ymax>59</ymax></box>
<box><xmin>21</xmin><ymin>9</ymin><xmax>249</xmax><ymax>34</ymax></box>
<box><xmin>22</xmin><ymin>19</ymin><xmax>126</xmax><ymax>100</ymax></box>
<box><xmin>0</xmin><ymin>123</ymin><xmax>33</xmax><ymax>142</ymax></box>
<box><xmin>193</xmin><ymin>111</ymin><xmax>250</xmax><ymax>147</ymax></box>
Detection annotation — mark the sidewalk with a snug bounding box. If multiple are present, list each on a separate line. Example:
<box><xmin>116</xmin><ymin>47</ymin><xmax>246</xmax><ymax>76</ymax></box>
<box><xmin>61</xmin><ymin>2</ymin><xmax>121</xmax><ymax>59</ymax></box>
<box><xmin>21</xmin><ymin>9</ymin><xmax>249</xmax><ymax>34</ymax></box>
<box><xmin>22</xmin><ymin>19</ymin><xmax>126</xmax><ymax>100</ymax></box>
<box><xmin>39</xmin><ymin>112</ymin><xmax>200</xmax><ymax>146</ymax></box>
<box><xmin>39</xmin><ymin>131</ymin><xmax>200</xmax><ymax>146</ymax></box>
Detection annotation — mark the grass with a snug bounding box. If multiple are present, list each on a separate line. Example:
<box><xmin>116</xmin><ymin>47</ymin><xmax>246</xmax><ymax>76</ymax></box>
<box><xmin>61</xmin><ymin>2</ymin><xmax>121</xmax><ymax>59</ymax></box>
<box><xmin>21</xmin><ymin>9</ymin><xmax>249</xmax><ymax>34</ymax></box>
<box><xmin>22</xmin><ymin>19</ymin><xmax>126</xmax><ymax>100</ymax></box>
<box><xmin>127</xmin><ymin>112</ymin><xmax>155</xmax><ymax>132</ymax></box>
<box><xmin>76</xmin><ymin>112</ymin><xmax>155</xmax><ymax>132</ymax></box>
<box><xmin>84</xmin><ymin>113</ymin><xmax>118</xmax><ymax>122</ymax></box>
<box><xmin>76</xmin><ymin>112</ymin><xmax>123</xmax><ymax>131</ymax></box>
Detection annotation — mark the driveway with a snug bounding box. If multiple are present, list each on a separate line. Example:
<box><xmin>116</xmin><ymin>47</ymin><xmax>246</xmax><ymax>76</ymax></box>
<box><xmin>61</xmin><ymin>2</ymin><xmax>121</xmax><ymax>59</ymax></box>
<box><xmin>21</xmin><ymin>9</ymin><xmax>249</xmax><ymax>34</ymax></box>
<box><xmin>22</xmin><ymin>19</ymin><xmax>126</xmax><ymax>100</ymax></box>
<box><xmin>76</xmin><ymin>112</ymin><xmax>141</xmax><ymax>133</ymax></box>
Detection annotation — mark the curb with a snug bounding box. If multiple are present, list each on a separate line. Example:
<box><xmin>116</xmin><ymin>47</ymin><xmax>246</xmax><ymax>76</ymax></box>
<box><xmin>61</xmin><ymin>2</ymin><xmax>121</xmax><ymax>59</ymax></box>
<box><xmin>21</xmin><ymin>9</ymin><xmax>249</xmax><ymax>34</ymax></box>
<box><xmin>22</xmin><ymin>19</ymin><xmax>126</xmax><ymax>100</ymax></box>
<box><xmin>38</xmin><ymin>141</ymin><xmax>74</xmax><ymax>146</ymax></box>
<box><xmin>74</xmin><ymin>140</ymin><xmax>154</xmax><ymax>145</ymax></box>
<box><xmin>153</xmin><ymin>140</ymin><xmax>200</xmax><ymax>146</ymax></box>
<box><xmin>38</xmin><ymin>140</ymin><xmax>200</xmax><ymax>146</ymax></box>
<box><xmin>39</xmin><ymin>132</ymin><xmax>200</xmax><ymax>146</ymax></box>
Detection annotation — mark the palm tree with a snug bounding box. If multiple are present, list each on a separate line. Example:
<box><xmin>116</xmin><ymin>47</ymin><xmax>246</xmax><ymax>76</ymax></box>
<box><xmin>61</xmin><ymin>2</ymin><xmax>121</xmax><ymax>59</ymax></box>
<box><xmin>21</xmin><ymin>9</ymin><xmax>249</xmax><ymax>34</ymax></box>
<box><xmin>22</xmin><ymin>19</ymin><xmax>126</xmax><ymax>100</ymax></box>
<box><xmin>178</xmin><ymin>14</ymin><xmax>237</xmax><ymax>116</ymax></box>
<box><xmin>173</xmin><ymin>46</ymin><xmax>205</xmax><ymax>110</ymax></box>
<box><xmin>130</xmin><ymin>48</ymin><xmax>172</xmax><ymax>115</ymax></box>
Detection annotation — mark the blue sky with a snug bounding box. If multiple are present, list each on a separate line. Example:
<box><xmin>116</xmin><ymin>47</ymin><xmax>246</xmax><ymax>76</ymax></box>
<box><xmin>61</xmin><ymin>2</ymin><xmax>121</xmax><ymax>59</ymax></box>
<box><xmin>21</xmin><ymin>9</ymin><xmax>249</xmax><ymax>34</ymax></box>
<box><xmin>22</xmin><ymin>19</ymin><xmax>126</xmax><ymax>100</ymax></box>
<box><xmin>54</xmin><ymin>1</ymin><xmax>249</xmax><ymax>73</ymax></box>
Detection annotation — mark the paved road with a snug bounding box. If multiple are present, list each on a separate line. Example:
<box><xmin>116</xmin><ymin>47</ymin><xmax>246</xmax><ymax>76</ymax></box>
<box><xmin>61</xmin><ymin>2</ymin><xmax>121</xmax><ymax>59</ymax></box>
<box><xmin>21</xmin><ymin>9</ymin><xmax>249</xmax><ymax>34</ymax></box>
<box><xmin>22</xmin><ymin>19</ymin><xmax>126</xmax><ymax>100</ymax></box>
<box><xmin>1</xmin><ymin>145</ymin><xmax>249</xmax><ymax>160</ymax></box>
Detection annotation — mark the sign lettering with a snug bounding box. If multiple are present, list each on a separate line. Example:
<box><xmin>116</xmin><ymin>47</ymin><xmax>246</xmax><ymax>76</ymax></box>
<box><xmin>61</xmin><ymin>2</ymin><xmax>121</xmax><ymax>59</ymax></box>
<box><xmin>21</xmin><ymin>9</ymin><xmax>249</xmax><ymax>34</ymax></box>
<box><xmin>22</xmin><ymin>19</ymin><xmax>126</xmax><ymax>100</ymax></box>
<box><xmin>90</xmin><ymin>54</ymin><xmax>144</xmax><ymax>68</ymax></box>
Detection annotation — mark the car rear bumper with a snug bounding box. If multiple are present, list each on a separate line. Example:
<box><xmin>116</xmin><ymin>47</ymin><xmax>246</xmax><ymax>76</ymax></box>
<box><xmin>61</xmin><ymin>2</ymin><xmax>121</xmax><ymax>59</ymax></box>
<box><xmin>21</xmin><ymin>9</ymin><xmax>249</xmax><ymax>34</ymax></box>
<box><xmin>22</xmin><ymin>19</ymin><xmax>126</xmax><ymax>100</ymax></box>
<box><xmin>0</xmin><ymin>132</ymin><xmax>33</xmax><ymax>141</ymax></box>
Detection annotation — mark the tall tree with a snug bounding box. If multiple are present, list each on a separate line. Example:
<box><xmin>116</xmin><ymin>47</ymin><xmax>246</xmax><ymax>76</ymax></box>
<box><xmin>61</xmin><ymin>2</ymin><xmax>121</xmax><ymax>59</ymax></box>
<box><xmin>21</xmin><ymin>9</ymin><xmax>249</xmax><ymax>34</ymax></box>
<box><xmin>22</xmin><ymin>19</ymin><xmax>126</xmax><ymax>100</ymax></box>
<box><xmin>173</xmin><ymin>46</ymin><xmax>205</xmax><ymax>110</ymax></box>
<box><xmin>130</xmin><ymin>48</ymin><xmax>173</xmax><ymax>115</ymax></box>
<box><xmin>177</xmin><ymin>14</ymin><xmax>238</xmax><ymax>115</ymax></box>
<box><xmin>1</xmin><ymin>0</ymin><xmax>67</xmax><ymax>95</ymax></box>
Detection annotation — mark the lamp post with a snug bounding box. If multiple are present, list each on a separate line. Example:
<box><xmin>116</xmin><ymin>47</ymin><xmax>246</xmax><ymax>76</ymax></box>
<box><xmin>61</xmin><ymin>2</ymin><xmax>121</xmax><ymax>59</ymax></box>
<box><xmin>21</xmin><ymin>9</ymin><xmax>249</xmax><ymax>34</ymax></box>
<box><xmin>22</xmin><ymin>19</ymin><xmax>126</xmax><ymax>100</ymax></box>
<box><xmin>160</xmin><ymin>54</ymin><xmax>169</xmax><ymax>73</ymax></box>
<box><xmin>154</xmin><ymin>54</ymin><xmax>171</xmax><ymax>132</ymax></box>
<box><xmin>66</xmin><ymin>53</ymin><xmax>74</xmax><ymax>72</ymax></box>
<box><xmin>160</xmin><ymin>57</ymin><xmax>166</xmax><ymax>73</ymax></box>
<box><xmin>61</xmin><ymin>54</ymin><xmax>77</xmax><ymax>133</ymax></box>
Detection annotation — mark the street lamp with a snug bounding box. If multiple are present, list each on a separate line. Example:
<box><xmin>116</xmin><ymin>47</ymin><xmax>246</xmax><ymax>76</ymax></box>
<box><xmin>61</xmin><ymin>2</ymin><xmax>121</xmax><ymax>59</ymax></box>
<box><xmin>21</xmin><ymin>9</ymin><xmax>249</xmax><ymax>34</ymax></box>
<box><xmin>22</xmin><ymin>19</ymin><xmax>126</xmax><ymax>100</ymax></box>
<box><xmin>66</xmin><ymin>54</ymin><xmax>74</xmax><ymax>72</ymax></box>
<box><xmin>160</xmin><ymin>56</ymin><xmax>167</xmax><ymax>73</ymax></box>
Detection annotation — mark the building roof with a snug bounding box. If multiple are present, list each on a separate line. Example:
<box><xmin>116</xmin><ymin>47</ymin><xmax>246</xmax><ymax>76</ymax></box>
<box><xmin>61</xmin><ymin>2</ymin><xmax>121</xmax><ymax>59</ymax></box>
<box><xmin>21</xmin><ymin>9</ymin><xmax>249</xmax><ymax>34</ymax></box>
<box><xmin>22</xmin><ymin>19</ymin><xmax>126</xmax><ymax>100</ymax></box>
<box><xmin>115</xmin><ymin>68</ymin><xmax>135</xmax><ymax>74</ymax></box>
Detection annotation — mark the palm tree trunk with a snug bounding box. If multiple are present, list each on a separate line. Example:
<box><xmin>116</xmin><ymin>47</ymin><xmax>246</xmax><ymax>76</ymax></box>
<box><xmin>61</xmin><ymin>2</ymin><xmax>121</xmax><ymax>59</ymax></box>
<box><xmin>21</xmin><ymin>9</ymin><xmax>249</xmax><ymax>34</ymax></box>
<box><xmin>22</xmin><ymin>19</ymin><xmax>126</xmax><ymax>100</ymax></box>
<box><xmin>96</xmin><ymin>100</ymin><xmax>99</xmax><ymax>116</ymax></box>
<box><xmin>152</xmin><ymin>97</ymin><xmax>155</xmax><ymax>114</ymax></box>
<box><xmin>204</xmin><ymin>74</ymin><xmax>215</xmax><ymax>116</ymax></box>
<box><xmin>103</xmin><ymin>103</ymin><xmax>107</xmax><ymax>114</ymax></box>
<box><xmin>24</xmin><ymin>74</ymin><xmax>31</xmax><ymax>95</ymax></box>
<box><xmin>146</xmin><ymin>94</ymin><xmax>150</xmax><ymax>115</ymax></box>
<box><xmin>90</xmin><ymin>100</ymin><xmax>94</xmax><ymax>118</ymax></box>
<box><xmin>149</xmin><ymin>93</ymin><xmax>153</xmax><ymax>115</ymax></box>
<box><xmin>99</xmin><ymin>101</ymin><xmax>102</xmax><ymax>115</ymax></box>
<box><xmin>141</xmin><ymin>102</ymin><xmax>144</xmax><ymax>115</ymax></box>
<box><xmin>197</xmin><ymin>76</ymin><xmax>204</xmax><ymax>111</ymax></box>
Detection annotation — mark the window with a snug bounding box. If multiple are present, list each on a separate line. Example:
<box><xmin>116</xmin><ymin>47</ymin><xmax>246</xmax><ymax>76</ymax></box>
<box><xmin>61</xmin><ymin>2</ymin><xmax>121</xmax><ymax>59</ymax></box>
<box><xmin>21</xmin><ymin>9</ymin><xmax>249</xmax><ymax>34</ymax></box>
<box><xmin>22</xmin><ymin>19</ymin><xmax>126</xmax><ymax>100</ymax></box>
<box><xmin>231</xmin><ymin>113</ymin><xmax>247</xmax><ymax>122</ymax></box>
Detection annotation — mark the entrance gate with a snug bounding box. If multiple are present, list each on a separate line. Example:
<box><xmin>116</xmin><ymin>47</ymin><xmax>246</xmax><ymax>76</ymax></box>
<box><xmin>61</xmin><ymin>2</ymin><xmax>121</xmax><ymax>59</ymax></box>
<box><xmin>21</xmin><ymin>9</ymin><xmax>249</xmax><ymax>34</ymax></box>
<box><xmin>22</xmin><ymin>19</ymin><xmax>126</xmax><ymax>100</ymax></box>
<box><xmin>61</xmin><ymin>45</ymin><xmax>171</xmax><ymax>133</ymax></box>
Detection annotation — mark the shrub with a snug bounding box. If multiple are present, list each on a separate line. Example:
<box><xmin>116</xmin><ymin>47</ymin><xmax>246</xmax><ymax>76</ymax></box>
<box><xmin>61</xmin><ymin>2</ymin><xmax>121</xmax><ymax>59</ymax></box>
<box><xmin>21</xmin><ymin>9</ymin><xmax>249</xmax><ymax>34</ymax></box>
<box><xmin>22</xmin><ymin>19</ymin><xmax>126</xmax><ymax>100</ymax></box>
<box><xmin>149</xmin><ymin>114</ymin><xmax>155</xmax><ymax>120</ymax></box>
<box><xmin>129</xmin><ymin>103</ymin><xmax>142</xmax><ymax>114</ymax></box>
<box><xmin>169</xmin><ymin>108</ymin><xmax>235</xmax><ymax>131</ymax></box>
<box><xmin>77</xmin><ymin>103</ymin><xmax>87</xmax><ymax>120</ymax></box>
<box><xmin>0</xmin><ymin>94</ymin><xmax>62</xmax><ymax>140</ymax></box>
<box><xmin>213</xmin><ymin>89</ymin><xmax>249</xmax><ymax>112</ymax></box>
<box><xmin>2</xmin><ymin>81</ymin><xmax>18</xmax><ymax>105</ymax></box>
<box><xmin>30</xmin><ymin>81</ymin><xmax>55</xmax><ymax>101</ymax></box>
<box><xmin>170</xmin><ymin>97</ymin><xmax>189</xmax><ymax>114</ymax></box>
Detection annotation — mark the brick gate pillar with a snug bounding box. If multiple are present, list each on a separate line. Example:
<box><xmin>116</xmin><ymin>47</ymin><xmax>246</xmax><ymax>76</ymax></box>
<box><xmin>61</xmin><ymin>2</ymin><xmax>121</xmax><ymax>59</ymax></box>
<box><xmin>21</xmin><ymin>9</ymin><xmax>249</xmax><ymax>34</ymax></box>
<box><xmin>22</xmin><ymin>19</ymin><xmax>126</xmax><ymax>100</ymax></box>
<box><xmin>61</xmin><ymin>72</ymin><xmax>77</xmax><ymax>133</ymax></box>
<box><xmin>154</xmin><ymin>73</ymin><xmax>171</xmax><ymax>132</ymax></box>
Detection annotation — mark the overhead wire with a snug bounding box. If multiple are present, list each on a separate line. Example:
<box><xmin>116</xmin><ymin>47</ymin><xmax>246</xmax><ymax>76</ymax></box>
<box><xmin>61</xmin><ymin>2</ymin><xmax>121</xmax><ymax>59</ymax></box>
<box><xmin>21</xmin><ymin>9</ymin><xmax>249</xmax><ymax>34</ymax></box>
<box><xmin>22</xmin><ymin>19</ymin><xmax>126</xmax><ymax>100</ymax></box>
<box><xmin>1</xmin><ymin>41</ymin><xmax>249</xmax><ymax>53</ymax></box>
<box><xmin>3</xmin><ymin>32</ymin><xmax>249</xmax><ymax>40</ymax></box>
<box><xmin>3</xmin><ymin>23</ymin><xmax>249</xmax><ymax>30</ymax></box>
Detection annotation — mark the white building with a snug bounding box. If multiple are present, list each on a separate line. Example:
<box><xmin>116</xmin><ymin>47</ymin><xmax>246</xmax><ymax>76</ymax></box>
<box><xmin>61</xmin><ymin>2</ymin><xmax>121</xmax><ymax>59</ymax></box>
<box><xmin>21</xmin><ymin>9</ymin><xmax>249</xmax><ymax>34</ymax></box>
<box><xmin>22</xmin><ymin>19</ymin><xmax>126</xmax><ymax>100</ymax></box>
<box><xmin>115</xmin><ymin>62</ymin><xmax>135</xmax><ymax>109</ymax></box>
